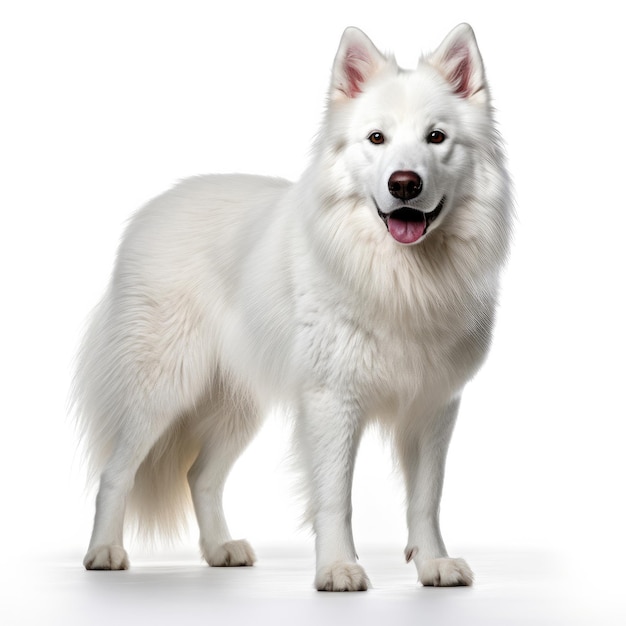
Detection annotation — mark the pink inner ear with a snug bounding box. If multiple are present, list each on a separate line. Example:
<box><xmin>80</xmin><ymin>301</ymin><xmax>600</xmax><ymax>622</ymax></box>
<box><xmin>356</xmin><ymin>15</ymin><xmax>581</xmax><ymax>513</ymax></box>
<box><xmin>343</xmin><ymin>46</ymin><xmax>370</xmax><ymax>97</ymax></box>
<box><xmin>446</xmin><ymin>44</ymin><xmax>473</xmax><ymax>98</ymax></box>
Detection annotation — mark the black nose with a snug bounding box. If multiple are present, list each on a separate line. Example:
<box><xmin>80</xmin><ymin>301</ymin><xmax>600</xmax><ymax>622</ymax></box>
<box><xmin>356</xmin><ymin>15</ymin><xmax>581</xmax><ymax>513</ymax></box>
<box><xmin>388</xmin><ymin>171</ymin><xmax>422</xmax><ymax>201</ymax></box>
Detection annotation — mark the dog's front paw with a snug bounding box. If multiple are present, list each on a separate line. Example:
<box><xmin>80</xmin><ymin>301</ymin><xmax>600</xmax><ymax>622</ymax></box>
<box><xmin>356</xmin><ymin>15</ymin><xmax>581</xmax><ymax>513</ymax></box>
<box><xmin>204</xmin><ymin>539</ymin><xmax>256</xmax><ymax>567</ymax></box>
<box><xmin>315</xmin><ymin>562</ymin><xmax>370</xmax><ymax>591</ymax></box>
<box><xmin>83</xmin><ymin>545</ymin><xmax>129</xmax><ymax>570</ymax></box>
<box><xmin>418</xmin><ymin>557</ymin><xmax>473</xmax><ymax>587</ymax></box>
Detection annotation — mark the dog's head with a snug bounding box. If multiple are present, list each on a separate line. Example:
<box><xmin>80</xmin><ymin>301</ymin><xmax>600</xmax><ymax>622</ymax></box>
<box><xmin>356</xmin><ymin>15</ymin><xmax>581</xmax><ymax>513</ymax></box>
<box><xmin>323</xmin><ymin>24</ymin><xmax>495</xmax><ymax>246</ymax></box>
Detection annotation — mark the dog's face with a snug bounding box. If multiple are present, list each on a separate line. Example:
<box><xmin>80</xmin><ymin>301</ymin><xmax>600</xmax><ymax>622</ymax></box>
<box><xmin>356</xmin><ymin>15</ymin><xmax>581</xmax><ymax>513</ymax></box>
<box><xmin>326</xmin><ymin>25</ymin><xmax>491</xmax><ymax>245</ymax></box>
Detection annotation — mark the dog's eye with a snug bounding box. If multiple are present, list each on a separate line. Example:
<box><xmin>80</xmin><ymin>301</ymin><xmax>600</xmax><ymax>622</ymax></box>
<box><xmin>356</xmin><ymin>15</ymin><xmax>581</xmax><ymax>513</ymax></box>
<box><xmin>368</xmin><ymin>131</ymin><xmax>385</xmax><ymax>145</ymax></box>
<box><xmin>427</xmin><ymin>130</ymin><xmax>446</xmax><ymax>144</ymax></box>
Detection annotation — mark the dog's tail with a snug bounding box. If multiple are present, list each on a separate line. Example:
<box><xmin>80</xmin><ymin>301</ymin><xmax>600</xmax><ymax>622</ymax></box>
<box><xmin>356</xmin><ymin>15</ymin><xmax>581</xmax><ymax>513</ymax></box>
<box><xmin>125</xmin><ymin>422</ymin><xmax>198</xmax><ymax>545</ymax></box>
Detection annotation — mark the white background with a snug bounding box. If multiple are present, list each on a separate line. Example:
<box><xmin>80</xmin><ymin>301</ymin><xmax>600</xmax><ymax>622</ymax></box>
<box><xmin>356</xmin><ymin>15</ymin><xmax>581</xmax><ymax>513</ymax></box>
<box><xmin>1</xmin><ymin>1</ymin><xmax>625</xmax><ymax>623</ymax></box>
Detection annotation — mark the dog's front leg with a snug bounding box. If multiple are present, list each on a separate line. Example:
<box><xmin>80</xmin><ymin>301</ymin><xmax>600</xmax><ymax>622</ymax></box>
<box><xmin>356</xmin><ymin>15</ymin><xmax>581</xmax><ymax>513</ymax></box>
<box><xmin>399</xmin><ymin>397</ymin><xmax>474</xmax><ymax>586</ymax></box>
<box><xmin>298</xmin><ymin>388</ymin><xmax>370</xmax><ymax>591</ymax></box>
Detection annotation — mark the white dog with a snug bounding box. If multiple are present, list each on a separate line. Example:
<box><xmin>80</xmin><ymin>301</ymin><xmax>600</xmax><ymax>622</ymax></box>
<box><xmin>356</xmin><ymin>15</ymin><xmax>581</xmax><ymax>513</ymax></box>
<box><xmin>75</xmin><ymin>24</ymin><xmax>512</xmax><ymax>591</ymax></box>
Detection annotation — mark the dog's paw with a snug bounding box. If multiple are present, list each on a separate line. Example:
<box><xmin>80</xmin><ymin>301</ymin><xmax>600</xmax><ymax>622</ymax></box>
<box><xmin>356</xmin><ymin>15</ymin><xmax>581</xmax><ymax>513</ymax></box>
<box><xmin>418</xmin><ymin>557</ymin><xmax>473</xmax><ymax>587</ymax></box>
<box><xmin>315</xmin><ymin>562</ymin><xmax>370</xmax><ymax>591</ymax></box>
<box><xmin>83</xmin><ymin>545</ymin><xmax>129</xmax><ymax>571</ymax></box>
<box><xmin>204</xmin><ymin>539</ymin><xmax>256</xmax><ymax>567</ymax></box>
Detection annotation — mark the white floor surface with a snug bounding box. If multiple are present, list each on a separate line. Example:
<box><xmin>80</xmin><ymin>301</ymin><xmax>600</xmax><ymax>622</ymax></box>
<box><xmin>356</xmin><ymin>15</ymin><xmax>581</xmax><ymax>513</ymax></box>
<box><xmin>3</xmin><ymin>545</ymin><xmax>624</xmax><ymax>625</ymax></box>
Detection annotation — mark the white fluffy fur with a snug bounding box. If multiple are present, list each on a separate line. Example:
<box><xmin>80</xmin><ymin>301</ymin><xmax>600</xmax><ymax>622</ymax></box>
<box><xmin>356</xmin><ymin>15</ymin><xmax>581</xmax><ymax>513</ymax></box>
<box><xmin>75</xmin><ymin>24</ymin><xmax>512</xmax><ymax>590</ymax></box>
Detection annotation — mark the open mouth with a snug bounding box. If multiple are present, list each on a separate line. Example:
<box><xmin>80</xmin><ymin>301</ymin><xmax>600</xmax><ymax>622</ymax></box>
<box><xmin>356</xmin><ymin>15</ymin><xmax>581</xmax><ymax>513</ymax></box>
<box><xmin>377</xmin><ymin>197</ymin><xmax>445</xmax><ymax>244</ymax></box>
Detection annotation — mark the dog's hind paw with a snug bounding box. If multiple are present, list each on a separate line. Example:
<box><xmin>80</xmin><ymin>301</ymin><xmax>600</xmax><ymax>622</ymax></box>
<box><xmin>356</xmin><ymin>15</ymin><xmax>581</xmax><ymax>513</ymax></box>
<box><xmin>83</xmin><ymin>545</ymin><xmax>129</xmax><ymax>571</ymax></box>
<box><xmin>204</xmin><ymin>539</ymin><xmax>256</xmax><ymax>567</ymax></box>
<box><xmin>418</xmin><ymin>557</ymin><xmax>473</xmax><ymax>587</ymax></box>
<box><xmin>315</xmin><ymin>562</ymin><xmax>370</xmax><ymax>591</ymax></box>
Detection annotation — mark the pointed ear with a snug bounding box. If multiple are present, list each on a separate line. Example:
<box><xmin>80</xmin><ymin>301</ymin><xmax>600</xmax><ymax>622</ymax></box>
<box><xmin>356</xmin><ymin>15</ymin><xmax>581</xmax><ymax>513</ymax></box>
<box><xmin>331</xmin><ymin>27</ymin><xmax>387</xmax><ymax>100</ymax></box>
<box><xmin>427</xmin><ymin>23</ymin><xmax>486</xmax><ymax>100</ymax></box>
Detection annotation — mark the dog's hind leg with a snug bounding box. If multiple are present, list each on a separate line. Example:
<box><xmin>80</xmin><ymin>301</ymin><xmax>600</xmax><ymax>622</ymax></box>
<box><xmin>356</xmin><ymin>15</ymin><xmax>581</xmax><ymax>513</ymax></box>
<box><xmin>83</xmin><ymin>420</ymin><xmax>175</xmax><ymax>570</ymax></box>
<box><xmin>187</xmin><ymin>392</ymin><xmax>261</xmax><ymax>567</ymax></box>
<box><xmin>79</xmin><ymin>286</ymin><xmax>219</xmax><ymax>570</ymax></box>
<box><xmin>398</xmin><ymin>397</ymin><xmax>474</xmax><ymax>586</ymax></box>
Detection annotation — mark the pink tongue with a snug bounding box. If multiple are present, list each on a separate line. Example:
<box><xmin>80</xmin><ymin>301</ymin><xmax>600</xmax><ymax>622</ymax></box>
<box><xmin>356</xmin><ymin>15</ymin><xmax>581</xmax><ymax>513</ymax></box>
<box><xmin>388</xmin><ymin>216</ymin><xmax>426</xmax><ymax>244</ymax></box>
